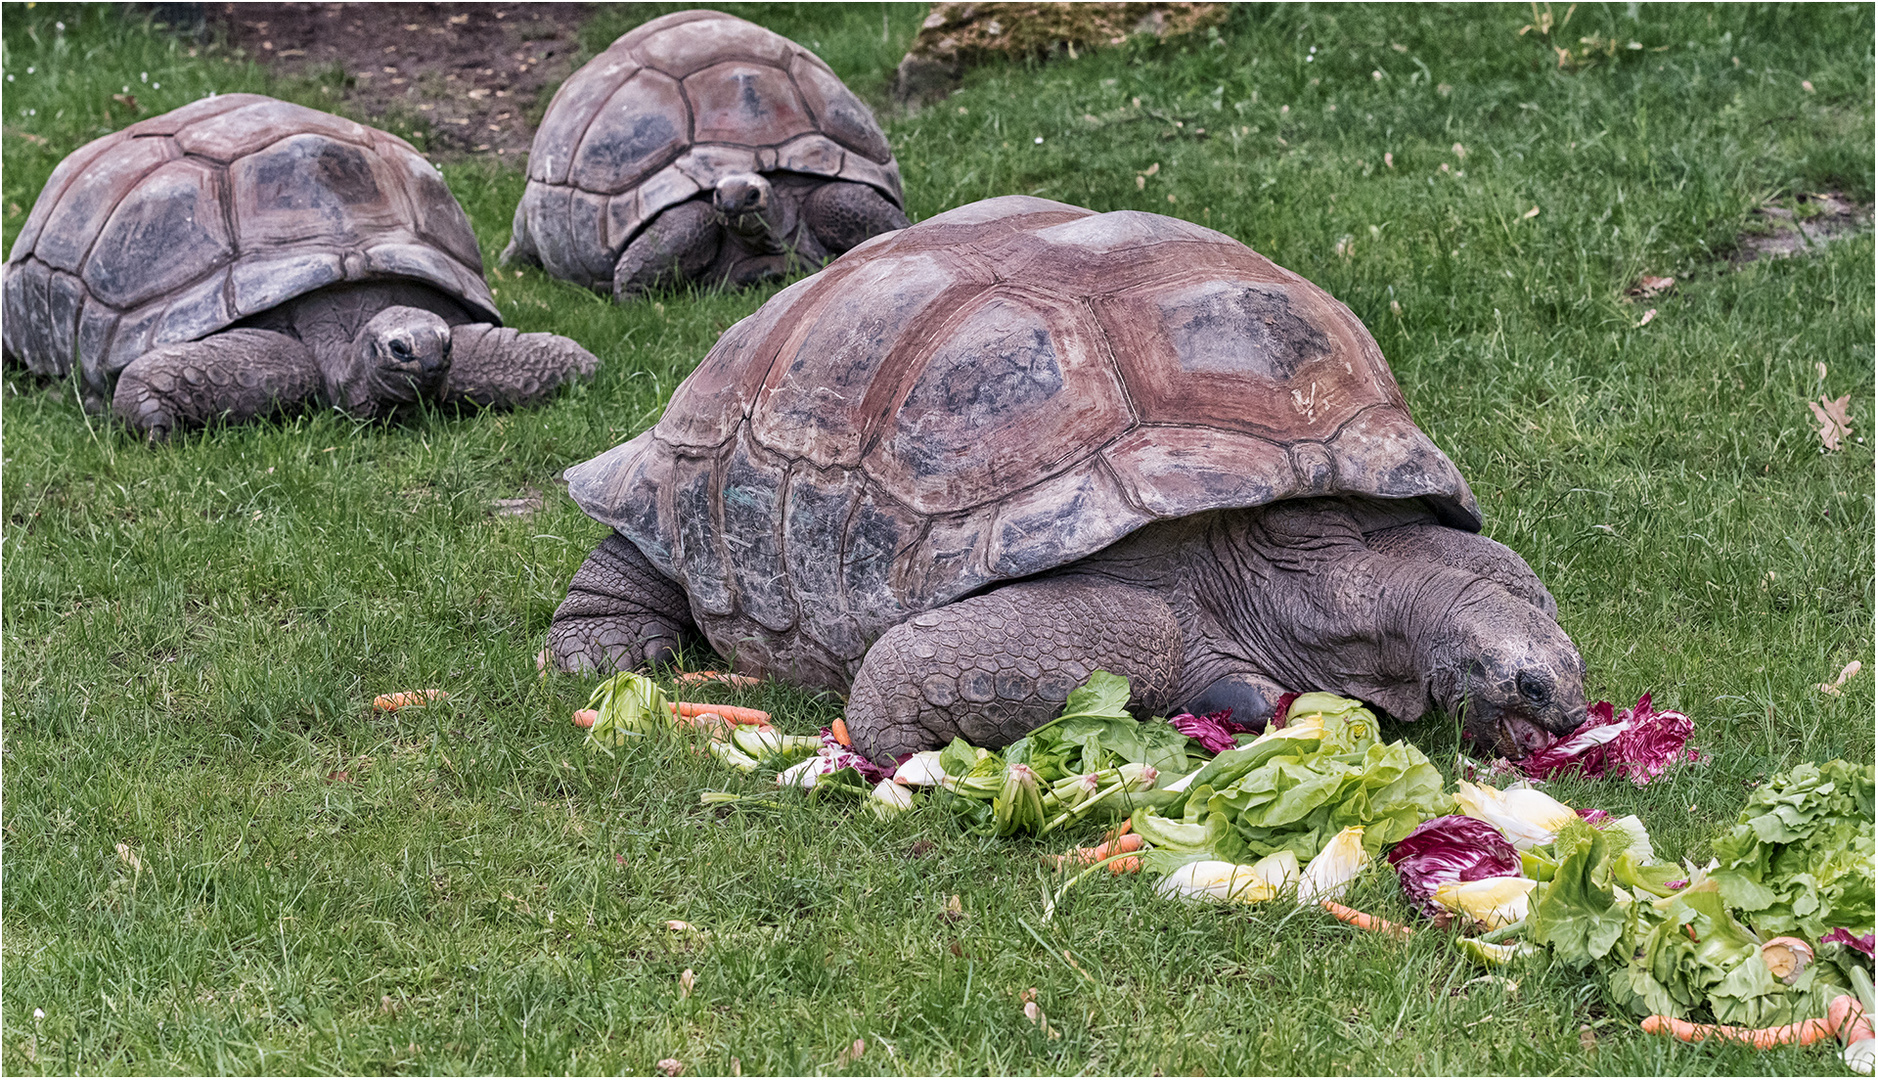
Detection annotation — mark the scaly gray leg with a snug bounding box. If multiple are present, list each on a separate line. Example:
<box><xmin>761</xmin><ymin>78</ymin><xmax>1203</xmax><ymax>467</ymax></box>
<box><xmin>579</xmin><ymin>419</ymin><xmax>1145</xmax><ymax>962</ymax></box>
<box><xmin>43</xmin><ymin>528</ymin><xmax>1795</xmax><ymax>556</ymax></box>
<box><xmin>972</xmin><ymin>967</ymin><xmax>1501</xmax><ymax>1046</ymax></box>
<box><xmin>845</xmin><ymin>577</ymin><xmax>1185</xmax><ymax>765</ymax></box>
<box><xmin>439</xmin><ymin>324</ymin><xmax>599</xmax><ymax>410</ymax></box>
<box><xmin>547</xmin><ymin>532</ymin><xmax>702</xmax><ymax>672</ymax></box>
<box><xmin>613</xmin><ymin>201</ymin><xmax>721</xmax><ymax>301</ymax></box>
<box><xmin>111</xmin><ymin>328</ymin><xmax>320</xmax><ymax>441</ymax></box>
<box><xmin>803</xmin><ymin>181</ymin><xmax>910</xmax><ymax>256</ymax></box>
<box><xmin>1364</xmin><ymin>523</ymin><xmax>1559</xmax><ymax>618</ymax></box>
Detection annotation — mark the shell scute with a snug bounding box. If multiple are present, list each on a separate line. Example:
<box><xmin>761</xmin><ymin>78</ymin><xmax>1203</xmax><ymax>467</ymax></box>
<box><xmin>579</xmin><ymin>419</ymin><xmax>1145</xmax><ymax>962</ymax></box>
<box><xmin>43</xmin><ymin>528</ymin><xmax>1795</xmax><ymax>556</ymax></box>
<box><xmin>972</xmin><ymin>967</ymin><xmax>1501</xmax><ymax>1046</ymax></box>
<box><xmin>1095</xmin><ymin>271</ymin><xmax>1381</xmax><ymax>443</ymax></box>
<box><xmin>751</xmin><ymin>250</ymin><xmax>987</xmax><ymax>469</ymax></box>
<box><xmin>864</xmin><ymin>287</ymin><xmax>1131</xmax><ymax>516</ymax></box>
<box><xmin>671</xmin><ymin>450</ymin><xmax>735</xmax><ymax>617</ymax></box>
<box><xmin>658</xmin><ymin>273</ymin><xmax>808</xmax><ymax>449</ymax></box>
<box><xmin>638</xmin><ymin>14</ymin><xmax>793</xmax><ymax>75</ymax></box>
<box><xmin>781</xmin><ymin>460</ymin><xmax>864</xmax><ymax>657</ymax></box>
<box><xmin>569</xmin><ymin>69</ymin><xmax>690</xmax><ymax>196</ymax></box>
<box><xmin>789</xmin><ymin>54</ymin><xmax>892</xmax><ymax>163</ymax></box>
<box><xmin>81</xmin><ymin>158</ymin><xmax>232</xmax><ymax>309</ymax></box>
<box><xmin>174</xmin><ymin>98</ymin><xmax>369</xmax><ymax>163</ymax></box>
<box><xmin>987</xmin><ymin>458</ymin><xmax>1151</xmax><ymax>580</ymax></box>
<box><xmin>228</xmin><ymin>133</ymin><xmax>401</xmax><ymax>249</ymax></box>
<box><xmin>722</xmin><ymin>433</ymin><xmax>797</xmax><ymax>634</ymax></box>
<box><xmin>1103</xmin><ymin>425</ymin><xmax>1291</xmax><ymax>518</ymax></box>
<box><xmin>529</xmin><ymin>58</ymin><xmax>642</xmax><ymax>185</ymax></box>
<box><xmin>33</xmin><ymin>136</ymin><xmax>175</xmax><ymax>273</ymax></box>
<box><xmin>684</xmin><ymin>61</ymin><xmax>814</xmax><ymax>146</ymax></box>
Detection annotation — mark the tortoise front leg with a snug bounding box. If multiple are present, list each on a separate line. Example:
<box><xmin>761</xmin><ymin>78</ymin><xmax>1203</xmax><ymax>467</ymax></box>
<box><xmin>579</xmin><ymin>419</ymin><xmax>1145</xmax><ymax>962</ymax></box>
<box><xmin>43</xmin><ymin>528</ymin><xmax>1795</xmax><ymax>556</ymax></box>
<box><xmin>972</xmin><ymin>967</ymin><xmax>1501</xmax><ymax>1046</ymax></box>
<box><xmin>844</xmin><ymin>578</ymin><xmax>1185</xmax><ymax>765</ymax></box>
<box><xmin>111</xmin><ymin>328</ymin><xmax>320</xmax><ymax>441</ymax></box>
<box><xmin>547</xmin><ymin>532</ymin><xmax>703</xmax><ymax>673</ymax></box>
<box><xmin>612</xmin><ymin>201</ymin><xmax>722</xmax><ymax>301</ymax></box>
<box><xmin>803</xmin><ymin>181</ymin><xmax>909</xmax><ymax>256</ymax></box>
<box><xmin>439</xmin><ymin>324</ymin><xmax>599</xmax><ymax>410</ymax></box>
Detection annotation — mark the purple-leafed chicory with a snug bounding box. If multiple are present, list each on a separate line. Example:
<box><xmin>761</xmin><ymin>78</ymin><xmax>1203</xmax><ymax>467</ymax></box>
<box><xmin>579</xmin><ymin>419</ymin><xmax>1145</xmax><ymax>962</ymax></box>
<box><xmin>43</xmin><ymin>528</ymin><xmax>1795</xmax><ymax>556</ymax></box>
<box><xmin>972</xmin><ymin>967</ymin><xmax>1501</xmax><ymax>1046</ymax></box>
<box><xmin>1825</xmin><ymin>929</ymin><xmax>1877</xmax><ymax>959</ymax></box>
<box><xmin>816</xmin><ymin>727</ymin><xmax>894</xmax><ymax>784</ymax></box>
<box><xmin>1166</xmin><ymin>708</ymin><xmax>1264</xmax><ymax>755</ymax></box>
<box><xmin>1385</xmin><ymin>815</ymin><xmax>1522</xmax><ymax>917</ymax></box>
<box><xmin>1519</xmin><ymin>692</ymin><xmax>1699</xmax><ymax>784</ymax></box>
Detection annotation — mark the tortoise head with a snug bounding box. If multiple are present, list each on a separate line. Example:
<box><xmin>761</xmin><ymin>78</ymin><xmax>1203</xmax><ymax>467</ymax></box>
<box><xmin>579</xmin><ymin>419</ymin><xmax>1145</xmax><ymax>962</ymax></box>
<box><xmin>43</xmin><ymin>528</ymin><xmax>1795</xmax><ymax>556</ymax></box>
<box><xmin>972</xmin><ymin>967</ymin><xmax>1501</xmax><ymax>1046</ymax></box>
<box><xmin>1442</xmin><ymin>589</ymin><xmax>1587</xmax><ymax>759</ymax></box>
<box><xmin>713</xmin><ymin>172</ymin><xmax>774</xmax><ymax>240</ymax></box>
<box><xmin>354</xmin><ymin>306</ymin><xmax>452</xmax><ymax>405</ymax></box>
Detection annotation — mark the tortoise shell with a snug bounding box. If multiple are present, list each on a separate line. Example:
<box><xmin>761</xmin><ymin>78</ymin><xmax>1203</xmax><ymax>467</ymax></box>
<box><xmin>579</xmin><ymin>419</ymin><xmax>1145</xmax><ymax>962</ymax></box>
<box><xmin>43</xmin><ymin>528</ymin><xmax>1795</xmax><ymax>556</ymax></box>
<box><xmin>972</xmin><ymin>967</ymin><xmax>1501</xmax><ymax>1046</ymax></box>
<box><xmin>510</xmin><ymin>9</ymin><xmax>905</xmax><ymax>289</ymax></box>
<box><xmin>565</xmin><ymin>196</ymin><xmax>1481</xmax><ymax>686</ymax></box>
<box><xmin>2</xmin><ymin>93</ymin><xmax>497</xmax><ymax>401</ymax></box>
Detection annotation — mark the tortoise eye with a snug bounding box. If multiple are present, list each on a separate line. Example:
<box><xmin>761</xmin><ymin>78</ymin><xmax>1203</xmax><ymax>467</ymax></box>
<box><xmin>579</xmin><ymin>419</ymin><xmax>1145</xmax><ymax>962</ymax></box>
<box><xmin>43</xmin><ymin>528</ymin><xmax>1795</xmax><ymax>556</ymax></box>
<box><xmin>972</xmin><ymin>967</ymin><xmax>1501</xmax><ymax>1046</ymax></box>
<box><xmin>389</xmin><ymin>339</ymin><xmax>412</xmax><ymax>361</ymax></box>
<box><xmin>1517</xmin><ymin>670</ymin><xmax>1551</xmax><ymax>704</ymax></box>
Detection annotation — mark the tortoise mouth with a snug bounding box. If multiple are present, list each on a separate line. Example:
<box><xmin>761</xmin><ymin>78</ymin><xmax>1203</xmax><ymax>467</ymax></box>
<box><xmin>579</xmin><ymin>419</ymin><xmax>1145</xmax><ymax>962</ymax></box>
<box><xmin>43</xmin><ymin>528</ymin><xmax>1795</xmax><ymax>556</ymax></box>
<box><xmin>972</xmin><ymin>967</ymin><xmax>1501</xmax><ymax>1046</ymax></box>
<box><xmin>1463</xmin><ymin>708</ymin><xmax>1563</xmax><ymax>761</ymax></box>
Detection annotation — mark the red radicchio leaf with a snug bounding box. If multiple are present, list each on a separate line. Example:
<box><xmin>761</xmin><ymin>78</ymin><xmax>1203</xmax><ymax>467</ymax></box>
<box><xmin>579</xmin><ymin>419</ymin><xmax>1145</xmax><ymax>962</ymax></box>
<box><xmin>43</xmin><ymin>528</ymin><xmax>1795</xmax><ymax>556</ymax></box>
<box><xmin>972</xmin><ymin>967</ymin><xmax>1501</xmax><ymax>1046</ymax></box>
<box><xmin>1823</xmin><ymin>928</ymin><xmax>1877</xmax><ymax>959</ymax></box>
<box><xmin>1576</xmin><ymin>808</ymin><xmax>1612</xmax><ymax>825</ymax></box>
<box><xmin>1166</xmin><ymin>708</ymin><xmax>1265</xmax><ymax>756</ymax></box>
<box><xmin>1385</xmin><ymin>815</ymin><xmax>1522</xmax><ymax>917</ymax></box>
<box><xmin>817</xmin><ymin>728</ymin><xmax>894</xmax><ymax>784</ymax></box>
<box><xmin>1519</xmin><ymin>693</ymin><xmax>1696</xmax><ymax>785</ymax></box>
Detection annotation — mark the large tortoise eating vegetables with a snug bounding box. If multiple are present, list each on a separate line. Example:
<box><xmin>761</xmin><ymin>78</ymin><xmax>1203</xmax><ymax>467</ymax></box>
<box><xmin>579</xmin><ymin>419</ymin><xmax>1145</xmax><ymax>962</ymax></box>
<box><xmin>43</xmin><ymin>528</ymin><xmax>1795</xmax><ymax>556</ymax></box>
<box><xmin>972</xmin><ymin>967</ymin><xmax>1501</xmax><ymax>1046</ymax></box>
<box><xmin>546</xmin><ymin>196</ymin><xmax>1586</xmax><ymax>764</ymax></box>
<box><xmin>2</xmin><ymin>94</ymin><xmax>598</xmax><ymax>440</ymax></box>
<box><xmin>502</xmin><ymin>9</ymin><xmax>910</xmax><ymax>301</ymax></box>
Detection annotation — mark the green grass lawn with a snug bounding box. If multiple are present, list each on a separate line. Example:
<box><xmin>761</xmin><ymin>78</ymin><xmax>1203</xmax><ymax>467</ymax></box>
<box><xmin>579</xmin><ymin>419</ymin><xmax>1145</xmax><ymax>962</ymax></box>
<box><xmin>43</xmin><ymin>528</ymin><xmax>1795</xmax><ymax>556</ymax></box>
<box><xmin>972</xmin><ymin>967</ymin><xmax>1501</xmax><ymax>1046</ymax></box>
<box><xmin>3</xmin><ymin>2</ymin><xmax>1872</xmax><ymax>1074</ymax></box>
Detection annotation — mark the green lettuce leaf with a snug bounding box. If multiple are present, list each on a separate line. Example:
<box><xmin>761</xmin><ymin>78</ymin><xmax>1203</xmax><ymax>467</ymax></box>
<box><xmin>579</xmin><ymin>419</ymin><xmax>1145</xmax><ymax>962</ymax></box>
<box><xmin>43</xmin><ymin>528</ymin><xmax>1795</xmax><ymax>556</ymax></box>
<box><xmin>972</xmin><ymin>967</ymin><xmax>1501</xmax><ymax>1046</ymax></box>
<box><xmin>1527</xmin><ymin>824</ymin><xmax>1630</xmax><ymax>967</ymax></box>
<box><xmin>1708</xmin><ymin>759</ymin><xmax>1875</xmax><ymax>939</ymax></box>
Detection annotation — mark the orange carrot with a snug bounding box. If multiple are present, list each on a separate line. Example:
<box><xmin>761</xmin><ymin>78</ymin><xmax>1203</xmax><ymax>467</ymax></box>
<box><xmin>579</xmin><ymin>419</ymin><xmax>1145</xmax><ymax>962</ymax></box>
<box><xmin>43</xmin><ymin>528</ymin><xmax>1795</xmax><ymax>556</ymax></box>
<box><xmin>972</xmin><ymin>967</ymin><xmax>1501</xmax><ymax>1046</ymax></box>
<box><xmin>1830</xmin><ymin>995</ymin><xmax>1874</xmax><ymax>1044</ymax></box>
<box><xmin>670</xmin><ymin>701</ymin><xmax>772</xmax><ymax>728</ymax></box>
<box><xmin>374</xmin><ymin>689</ymin><xmax>448</xmax><ymax>712</ymax></box>
<box><xmin>831</xmin><ymin>717</ymin><xmax>852</xmax><ymax>747</ymax></box>
<box><xmin>1320</xmin><ymin>900</ymin><xmax>1412</xmax><ymax>940</ymax></box>
<box><xmin>673</xmin><ymin>670</ymin><xmax>763</xmax><ymax>688</ymax></box>
<box><xmin>1641</xmin><ymin>1014</ymin><xmax>1834</xmax><ymax>1049</ymax></box>
<box><xmin>1108</xmin><ymin>855</ymin><xmax>1142</xmax><ymax>875</ymax></box>
<box><xmin>1046</xmin><ymin>832</ymin><xmax>1145</xmax><ymax>870</ymax></box>
<box><xmin>572</xmin><ymin>708</ymin><xmax>599</xmax><ymax>729</ymax></box>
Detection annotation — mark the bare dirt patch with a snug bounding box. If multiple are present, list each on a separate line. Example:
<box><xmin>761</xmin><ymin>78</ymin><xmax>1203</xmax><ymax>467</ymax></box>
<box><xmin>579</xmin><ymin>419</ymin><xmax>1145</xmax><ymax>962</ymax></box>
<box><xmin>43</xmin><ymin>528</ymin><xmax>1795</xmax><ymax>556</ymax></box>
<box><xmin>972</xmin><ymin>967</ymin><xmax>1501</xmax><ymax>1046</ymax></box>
<box><xmin>208</xmin><ymin>2</ymin><xmax>590</xmax><ymax>160</ymax></box>
<box><xmin>1735</xmin><ymin>192</ymin><xmax>1871</xmax><ymax>263</ymax></box>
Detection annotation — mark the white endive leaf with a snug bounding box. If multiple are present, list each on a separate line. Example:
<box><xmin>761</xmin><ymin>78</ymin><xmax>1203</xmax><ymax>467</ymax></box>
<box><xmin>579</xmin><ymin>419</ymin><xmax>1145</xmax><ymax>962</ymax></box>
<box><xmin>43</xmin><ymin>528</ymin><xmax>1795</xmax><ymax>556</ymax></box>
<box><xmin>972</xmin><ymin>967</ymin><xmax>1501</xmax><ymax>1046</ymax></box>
<box><xmin>1454</xmin><ymin>779</ymin><xmax>1577</xmax><ymax>849</ymax></box>
<box><xmin>1155</xmin><ymin>860</ymin><xmax>1279</xmax><ymax>904</ymax></box>
<box><xmin>1299</xmin><ymin>826</ymin><xmax>1369</xmax><ymax>903</ymax></box>
<box><xmin>1432</xmin><ymin>875</ymin><xmax>1538</xmax><ymax>930</ymax></box>
<box><xmin>892</xmin><ymin>750</ymin><xmax>946</xmax><ymax>787</ymax></box>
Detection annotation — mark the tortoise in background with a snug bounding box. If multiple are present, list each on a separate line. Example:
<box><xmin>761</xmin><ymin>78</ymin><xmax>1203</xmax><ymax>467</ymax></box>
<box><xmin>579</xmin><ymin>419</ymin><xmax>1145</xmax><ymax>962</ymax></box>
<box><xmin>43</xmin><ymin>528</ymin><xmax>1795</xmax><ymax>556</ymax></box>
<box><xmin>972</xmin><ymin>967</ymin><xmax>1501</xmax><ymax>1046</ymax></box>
<box><xmin>3</xmin><ymin>93</ymin><xmax>599</xmax><ymax>440</ymax></box>
<box><xmin>503</xmin><ymin>9</ymin><xmax>910</xmax><ymax>301</ymax></box>
<box><xmin>545</xmin><ymin>196</ymin><xmax>1586</xmax><ymax>764</ymax></box>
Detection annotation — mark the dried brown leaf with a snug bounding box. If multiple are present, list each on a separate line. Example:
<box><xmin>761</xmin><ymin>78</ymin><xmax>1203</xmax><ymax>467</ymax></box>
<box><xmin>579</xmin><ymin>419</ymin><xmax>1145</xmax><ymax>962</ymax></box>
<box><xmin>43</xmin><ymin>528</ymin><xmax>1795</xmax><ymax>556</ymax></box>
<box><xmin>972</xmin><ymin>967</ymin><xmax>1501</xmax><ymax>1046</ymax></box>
<box><xmin>1628</xmin><ymin>274</ymin><xmax>1675</xmax><ymax>298</ymax></box>
<box><xmin>835</xmin><ymin>1039</ymin><xmax>866</xmax><ymax>1066</ymax></box>
<box><xmin>657</xmin><ymin>1058</ymin><xmax>684</xmax><ymax>1077</ymax></box>
<box><xmin>1817</xmin><ymin>660</ymin><xmax>1863</xmax><ymax>695</ymax></box>
<box><xmin>1636</xmin><ymin>308</ymin><xmax>1657</xmax><ymax>327</ymax></box>
<box><xmin>1809</xmin><ymin>393</ymin><xmax>1852</xmax><ymax>451</ymax></box>
<box><xmin>678</xmin><ymin>968</ymin><xmax>695</xmax><ymax>998</ymax></box>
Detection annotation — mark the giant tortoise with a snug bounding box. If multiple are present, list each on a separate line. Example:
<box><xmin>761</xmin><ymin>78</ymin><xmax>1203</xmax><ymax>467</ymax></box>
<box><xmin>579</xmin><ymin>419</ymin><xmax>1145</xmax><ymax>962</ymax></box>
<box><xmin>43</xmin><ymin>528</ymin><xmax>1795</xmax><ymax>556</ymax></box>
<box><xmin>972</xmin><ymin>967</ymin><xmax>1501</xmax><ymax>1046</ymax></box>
<box><xmin>502</xmin><ymin>9</ymin><xmax>910</xmax><ymax>301</ymax></box>
<box><xmin>3</xmin><ymin>94</ymin><xmax>598</xmax><ymax>440</ymax></box>
<box><xmin>545</xmin><ymin>196</ymin><xmax>1586</xmax><ymax>764</ymax></box>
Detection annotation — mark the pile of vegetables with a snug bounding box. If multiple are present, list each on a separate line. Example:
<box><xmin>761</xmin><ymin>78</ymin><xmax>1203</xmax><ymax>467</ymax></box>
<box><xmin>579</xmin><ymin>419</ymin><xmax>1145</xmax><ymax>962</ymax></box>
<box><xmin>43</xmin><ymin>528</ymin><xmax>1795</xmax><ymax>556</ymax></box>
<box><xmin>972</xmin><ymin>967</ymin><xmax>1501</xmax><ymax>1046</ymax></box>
<box><xmin>576</xmin><ymin>666</ymin><xmax>1873</xmax><ymax>1065</ymax></box>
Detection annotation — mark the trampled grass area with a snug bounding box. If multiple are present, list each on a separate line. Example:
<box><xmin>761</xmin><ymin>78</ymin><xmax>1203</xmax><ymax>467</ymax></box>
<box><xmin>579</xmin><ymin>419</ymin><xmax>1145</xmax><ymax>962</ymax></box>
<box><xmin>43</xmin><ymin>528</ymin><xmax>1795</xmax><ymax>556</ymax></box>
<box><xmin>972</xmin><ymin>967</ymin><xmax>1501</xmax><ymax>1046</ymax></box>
<box><xmin>2</xmin><ymin>2</ymin><xmax>1872</xmax><ymax>1074</ymax></box>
